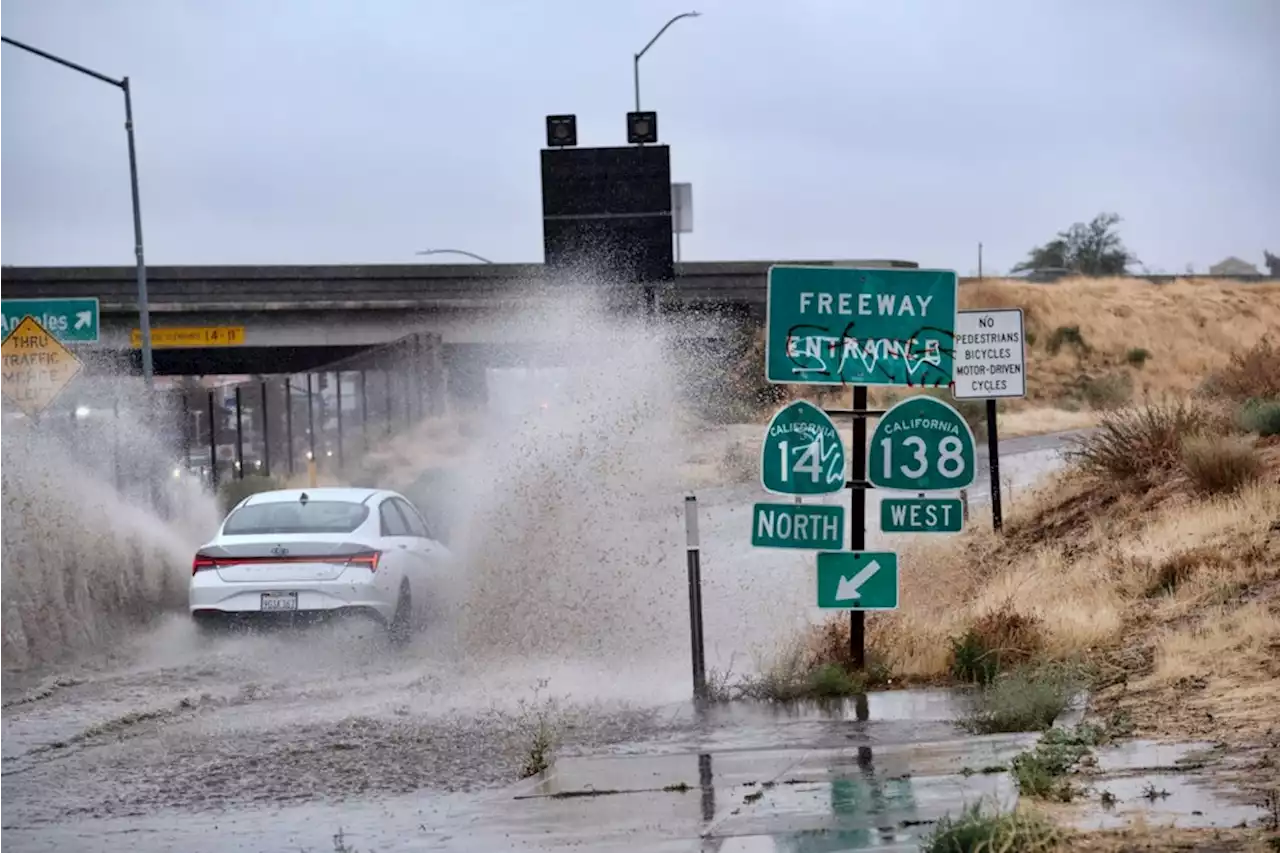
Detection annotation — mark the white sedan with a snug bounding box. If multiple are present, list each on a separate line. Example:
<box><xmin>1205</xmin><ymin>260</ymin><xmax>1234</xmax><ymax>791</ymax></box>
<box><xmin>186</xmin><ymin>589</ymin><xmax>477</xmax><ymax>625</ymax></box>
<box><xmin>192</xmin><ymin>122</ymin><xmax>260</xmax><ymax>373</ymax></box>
<box><xmin>189</xmin><ymin>486</ymin><xmax>452</xmax><ymax>641</ymax></box>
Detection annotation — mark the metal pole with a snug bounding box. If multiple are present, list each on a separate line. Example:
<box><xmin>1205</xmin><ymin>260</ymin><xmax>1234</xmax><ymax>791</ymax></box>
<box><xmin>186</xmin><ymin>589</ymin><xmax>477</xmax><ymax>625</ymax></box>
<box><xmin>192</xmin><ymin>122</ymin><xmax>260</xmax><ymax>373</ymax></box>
<box><xmin>260</xmin><ymin>380</ymin><xmax>271</xmax><ymax>477</ymax></box>
<box><xmin>0</xmin><ymin>38</ymin><xmax>154</xmax><ymax>386</ymax></box>
<box><xmin>207</xmin><ymin>390</ymin><xmax>219</xmax><ymax>490</ymax></box>
<box><xmin>978</xmin><ymin>242</ymin><xmax>984</xmax><ymax>280</ymax></box>
<box><xmin>385</xmin><ymin>368</ymin><xmax>393</xmax><ymax>438</ymax></box>
<box><xmin>684</xmin><ymin>495</ymin><xmax>707</xmax><ymax>700</ymax></box>
<box><xmin>284</xmin><ymin>378</ymin><xmax>295</xmax><ymax>476</ymax></box>
<box><xmin>359</xmin><ymin>369</ymin><xmax>369</xmax><ymax>451</ymax></box>
<box><xmin>233</xmin><ymin>385</ymin><xmax>245</xmax><ymax>480</ymax></box>
<box><xmin>336</xmin><ymin>371</ymin><xmax>344</xmax><ymax>469</ymax></box>
<box><xmin>633</xmin><ymin>54</ymin><xmax>642</xmax><ymax>112</ymax></box>
<box><xmin>112</xmin><ymin>397</ymin><xmax>122</xmax><ymax>494</ymax></box>
<box><xmin>849</xmin><ymin>385</ymin><xmax>868</xmax><ymax>670</ymax></box>
<box><xmin>306</xmin><ymin>372</ymin><xmax>316</xmax><ymax>466</ymax></box>
<box><xmin>122</xmin><ymin>78</ymin><xmax>154</xmax><ymax>388</ymax></box>
<box><xmin>180</xmin><ymin>390</ymin><xmax>191</xmax><ymax>470</ymax></box>
<box><xmin>987</xmin><ymin>398</ymin><xmax>1003</xmax><ymax>532</ymax></box>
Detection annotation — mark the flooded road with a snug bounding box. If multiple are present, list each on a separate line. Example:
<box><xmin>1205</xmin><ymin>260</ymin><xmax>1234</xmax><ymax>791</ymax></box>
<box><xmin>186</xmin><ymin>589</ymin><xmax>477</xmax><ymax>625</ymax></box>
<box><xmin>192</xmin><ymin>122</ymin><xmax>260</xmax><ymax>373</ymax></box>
<box><xmin>1</xmin><ymin>430</ymin><xmax>1093</xmax><ymax>851</ymax></box>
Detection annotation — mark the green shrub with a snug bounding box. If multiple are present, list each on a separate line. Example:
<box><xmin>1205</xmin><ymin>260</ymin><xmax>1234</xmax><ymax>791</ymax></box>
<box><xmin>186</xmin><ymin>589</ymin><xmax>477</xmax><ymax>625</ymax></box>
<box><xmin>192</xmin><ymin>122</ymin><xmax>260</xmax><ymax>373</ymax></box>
<box><xmin>1125</xmin><ymin>347</ymin><xmax>1151</xmax><ymax>367</ymax></box>
<box><xmin>216</xmin><ymin>474</ymin><xmax>283</xmax><ymax>514</ymax></box>
<box><xmin>1238</xmin><ymin>398</ymin><xmax>1280</xmax><ymax>437</ymax></box>
<box><xmin>1010</xmin><ymin>723</ymin><xmax>1108</xmax><ymax>801</ymax></box>
<box><xmin>961</xmin><ymin>664</ymin><xmax>1084</xmax><ymax>735</ymax></box>
<box><xmin>1046</xmin><ymin>326</ymin><xmax>1088</xmax><ymax>356</ymax></box>
<box><xmin>922</xmin><ymin>803</ymin><xmax>1064</xmax><ymax>852</ymax></box>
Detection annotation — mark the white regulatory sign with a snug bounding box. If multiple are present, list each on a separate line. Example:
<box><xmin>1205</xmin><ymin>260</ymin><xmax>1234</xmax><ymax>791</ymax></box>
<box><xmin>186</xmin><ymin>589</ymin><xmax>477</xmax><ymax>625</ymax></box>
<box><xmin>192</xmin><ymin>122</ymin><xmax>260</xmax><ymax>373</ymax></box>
<box><xmin>951</xmin><ymin>308</ymin><xmax>1026</xmax><ymax>399</ymax></box>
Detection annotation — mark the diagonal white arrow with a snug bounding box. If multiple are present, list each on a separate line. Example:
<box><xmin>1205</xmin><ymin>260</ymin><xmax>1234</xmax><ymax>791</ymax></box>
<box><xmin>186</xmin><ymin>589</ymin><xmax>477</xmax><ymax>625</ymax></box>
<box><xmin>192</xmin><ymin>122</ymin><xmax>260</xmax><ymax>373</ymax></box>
<box><xmin>74</xmin><ymin>311</ymin><xmax>92</xmax><ymax>330</ymax></box>
<box><xmin>835</xmin><ymin>560</ymin><xmax>881</xmax><ymax>601</ymax></box>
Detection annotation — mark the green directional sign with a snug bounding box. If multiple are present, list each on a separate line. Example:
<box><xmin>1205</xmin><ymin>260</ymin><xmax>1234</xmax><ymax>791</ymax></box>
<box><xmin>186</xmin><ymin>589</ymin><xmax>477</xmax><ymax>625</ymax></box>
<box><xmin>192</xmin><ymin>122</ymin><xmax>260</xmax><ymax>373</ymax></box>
<box><xmin>880</xmin><ymin>497</ymin><xmax>964</xmax><ymax>533</ymax></box>
<box><xmin>752</xmin><ymin>503</ymin><xmax>844</xmax><ymax>550</ymax></box>
<box><xmin>1</xmin><ymin>298</ymin><xmax>100</xmax><ymax>344</ymax></box>
<box><xmin>868</xmin><ymin>395</ymin><xmax>977</xmax><ymax>492</ymax></box>
<box><xmin>816</xmin><ymin>551</ymin><xmax>899</xmax><ymax>610</ymax></box>
<box><xmin>761</xmin><ymin>400</ymin><xmax>846</xmax><ymax>496</ymax></box>
<box><xmin>765</xmin><ymin>265</ymin><xmax>957</xmax><ymax>386</ymax></box>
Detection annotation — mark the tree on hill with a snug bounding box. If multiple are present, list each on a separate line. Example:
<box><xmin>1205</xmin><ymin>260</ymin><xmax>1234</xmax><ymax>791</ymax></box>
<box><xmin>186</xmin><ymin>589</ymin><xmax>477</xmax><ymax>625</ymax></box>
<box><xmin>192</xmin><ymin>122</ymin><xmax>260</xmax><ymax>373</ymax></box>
<box><xmin>1012</xmin><ymin>212</ymin><xmax>1139</xmax><ymax>276</ymax></box>
<box><xmin>1264</xmin><ymin>250</ymin><xmax>1279</xmax><ymax>276</ymax></box>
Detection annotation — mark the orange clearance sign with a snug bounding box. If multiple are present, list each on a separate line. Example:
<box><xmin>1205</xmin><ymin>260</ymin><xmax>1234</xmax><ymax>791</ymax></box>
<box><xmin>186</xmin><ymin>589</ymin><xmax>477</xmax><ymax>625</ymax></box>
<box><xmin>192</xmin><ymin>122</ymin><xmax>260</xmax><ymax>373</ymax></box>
<box><xmin>131</xmin><ymin>326</ymin><xmax>246</xmax><ymax>349</ymax></box>
<box><xmin>1</xmin><ymin>315</ymin><xmax>84</xmax><ymax>417</ymax></box>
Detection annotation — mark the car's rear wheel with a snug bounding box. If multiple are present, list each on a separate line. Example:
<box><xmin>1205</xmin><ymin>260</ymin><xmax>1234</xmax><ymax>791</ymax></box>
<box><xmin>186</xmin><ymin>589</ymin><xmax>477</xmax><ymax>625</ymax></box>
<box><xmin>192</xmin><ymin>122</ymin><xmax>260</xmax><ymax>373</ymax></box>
<box><xmin>388</xmin><ymin>581</ymin><xmax>412</xmax><ymax>646</ymax></box>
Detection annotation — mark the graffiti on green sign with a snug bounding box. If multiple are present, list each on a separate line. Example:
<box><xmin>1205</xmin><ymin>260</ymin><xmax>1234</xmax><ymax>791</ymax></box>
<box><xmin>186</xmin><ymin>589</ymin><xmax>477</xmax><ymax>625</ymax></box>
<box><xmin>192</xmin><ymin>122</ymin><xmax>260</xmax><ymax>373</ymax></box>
<box><xmin>760</xmin><ymin>400</ymin><xmax>846</xmax><ymax>496</ymax></box>
<box><xmin>765</xmin><ymin>266</ymin><xmax>958</xmax><ymax>386</ymax></box>
<box><xmin>868</xmin><ymin>395</ymin><xmax>977</xmax><ymax>492</ymax></box>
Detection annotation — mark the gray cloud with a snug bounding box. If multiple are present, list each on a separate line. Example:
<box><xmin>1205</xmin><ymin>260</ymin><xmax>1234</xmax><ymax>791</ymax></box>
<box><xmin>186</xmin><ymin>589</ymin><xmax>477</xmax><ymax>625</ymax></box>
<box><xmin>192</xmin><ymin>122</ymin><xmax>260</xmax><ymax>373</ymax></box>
<box><xmin>3</xmin><ymin>0</ymin><xmax>1277</xmax><ymax>274</ymax></box>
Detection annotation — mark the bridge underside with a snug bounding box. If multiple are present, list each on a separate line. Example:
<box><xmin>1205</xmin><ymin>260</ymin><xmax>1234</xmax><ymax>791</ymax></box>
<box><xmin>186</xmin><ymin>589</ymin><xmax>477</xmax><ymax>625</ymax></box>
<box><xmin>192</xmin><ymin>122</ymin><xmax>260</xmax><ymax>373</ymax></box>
<box><xmin>95</xmin><ymin>339</ymin><xmax>728</xmax><ymax>377</ymax></box>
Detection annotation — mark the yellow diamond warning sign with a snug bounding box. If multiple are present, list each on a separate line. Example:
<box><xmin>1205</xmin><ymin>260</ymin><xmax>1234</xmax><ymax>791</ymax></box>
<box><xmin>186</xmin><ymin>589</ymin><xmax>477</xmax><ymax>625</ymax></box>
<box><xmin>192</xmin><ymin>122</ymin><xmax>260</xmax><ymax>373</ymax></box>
<box><xmin>2</xmin><ymin>315</ymin><xmax>84</xmax><ymax>417</ymax></box>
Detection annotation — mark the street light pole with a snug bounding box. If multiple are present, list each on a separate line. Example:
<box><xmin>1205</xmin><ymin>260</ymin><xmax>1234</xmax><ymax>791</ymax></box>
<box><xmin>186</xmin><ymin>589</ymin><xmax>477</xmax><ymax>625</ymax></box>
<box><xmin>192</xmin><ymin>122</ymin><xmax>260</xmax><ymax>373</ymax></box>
<box><xmin>633</xmin><ymin>11</ymin><xmax>701</xmax><ymax>113</ymax></box>
<box><xmin>2</xmin><ymin>36</ymin><xmax>155</xmax><ymax>388</ymax></box>
<box><xmin>414</xmin><ymin>248</ymin><xmax>495</xmax><ymax>264</ymax></box>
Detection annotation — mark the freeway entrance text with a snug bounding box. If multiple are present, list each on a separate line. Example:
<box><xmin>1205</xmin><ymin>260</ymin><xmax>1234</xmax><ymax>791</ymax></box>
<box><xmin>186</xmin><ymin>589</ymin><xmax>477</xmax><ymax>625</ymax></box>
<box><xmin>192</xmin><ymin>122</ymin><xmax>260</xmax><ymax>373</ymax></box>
<box><xmin>764</xmin><ymin>266</ymin><xmax>957</xmax><ymax>386</ymax></box>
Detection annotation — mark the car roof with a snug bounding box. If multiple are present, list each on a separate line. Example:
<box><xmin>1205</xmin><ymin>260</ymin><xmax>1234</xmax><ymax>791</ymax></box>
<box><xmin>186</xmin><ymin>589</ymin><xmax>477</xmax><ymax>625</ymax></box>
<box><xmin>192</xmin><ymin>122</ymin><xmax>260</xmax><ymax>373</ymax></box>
<box><xmin>239</xmin><ymin>487</ymin><xmax>391</xmax><ymax>507</ymax></box>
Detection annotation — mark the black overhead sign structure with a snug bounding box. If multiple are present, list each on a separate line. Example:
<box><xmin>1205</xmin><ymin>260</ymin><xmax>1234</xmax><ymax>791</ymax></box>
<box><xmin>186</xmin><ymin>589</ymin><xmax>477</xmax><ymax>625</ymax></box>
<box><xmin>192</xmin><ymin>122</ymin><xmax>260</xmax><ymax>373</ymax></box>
<box><xmin>539</xmin><ymin>113</ymin><xmax>674</xmax><ymax>298</ymax></box>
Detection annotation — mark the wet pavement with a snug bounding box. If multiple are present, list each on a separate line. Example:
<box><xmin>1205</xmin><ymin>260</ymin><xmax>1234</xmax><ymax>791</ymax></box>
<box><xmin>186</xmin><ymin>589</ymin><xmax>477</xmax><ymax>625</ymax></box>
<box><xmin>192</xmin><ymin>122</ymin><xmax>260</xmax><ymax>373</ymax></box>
<box><xmin>0</xmin><ymin>430</ymin><xmax>1104</xmax><ymax>852</ymax></box>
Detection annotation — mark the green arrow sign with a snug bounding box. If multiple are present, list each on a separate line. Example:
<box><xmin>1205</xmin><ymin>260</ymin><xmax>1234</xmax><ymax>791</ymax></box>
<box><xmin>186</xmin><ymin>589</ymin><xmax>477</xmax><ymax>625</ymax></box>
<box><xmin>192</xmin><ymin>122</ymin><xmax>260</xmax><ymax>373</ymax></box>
<box><xmin>880</xmin><ymin>498</ymin><xmax>964</xmax><ymax>533</ymax></box>
<box><xmin>765</xmin><ymin>265</ymin><xmax>957</xmax><ymax>386</ymax></box>
<box><xmin>868</xmin><ymin>395</ymin><xmax>977</xmax><ymax>492</ymax></box>
<box><xmin>752</xmin><ymin>503</ymin><xmax>844</xmax><ymax>550</ymax></box>
<box><xmin>1</xmin><ymin>298</ymin><xmax>100</xmax><ymax>344</ymax></box>
<box><xmin>761</xmin><ymin>400</ymin><xmax>846</xmax><ymax>496</ymax></box>
<box><xmin>816</xmin><ymin>551</ymin><xmax>899</xmax><ymax>610</ymax></box>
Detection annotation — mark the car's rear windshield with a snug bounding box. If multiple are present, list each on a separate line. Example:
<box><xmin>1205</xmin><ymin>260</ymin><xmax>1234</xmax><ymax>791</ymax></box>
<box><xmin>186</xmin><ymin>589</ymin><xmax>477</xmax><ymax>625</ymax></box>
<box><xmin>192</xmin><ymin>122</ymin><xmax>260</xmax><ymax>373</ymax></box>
<box><xmin>222</xmin><ymin>501</ymin><xmax>369</xmax><ymax>535</ymax></box>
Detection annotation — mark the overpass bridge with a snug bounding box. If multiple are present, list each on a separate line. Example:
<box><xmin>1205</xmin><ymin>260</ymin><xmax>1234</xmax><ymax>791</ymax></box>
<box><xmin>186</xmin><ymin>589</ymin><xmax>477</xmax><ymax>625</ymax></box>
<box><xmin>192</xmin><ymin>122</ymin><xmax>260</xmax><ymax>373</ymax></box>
<box><xmin>1</xmin><ymin>259</ymin><xmax>916</xmax><ymax>376</ymax></box>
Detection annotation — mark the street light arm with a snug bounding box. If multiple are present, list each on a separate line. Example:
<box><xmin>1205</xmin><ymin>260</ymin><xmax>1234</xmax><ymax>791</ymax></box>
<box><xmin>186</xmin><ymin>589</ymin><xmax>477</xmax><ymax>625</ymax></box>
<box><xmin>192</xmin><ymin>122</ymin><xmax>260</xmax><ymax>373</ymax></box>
<box><xmin>635</xmin><ymin>12</ymin><xmax>700</xmax><ymax>62</ymax></box>
<box><xmin>0</xmin><ymin>36</ymin><xmax>122</xmax><ymax>88</ymax></box>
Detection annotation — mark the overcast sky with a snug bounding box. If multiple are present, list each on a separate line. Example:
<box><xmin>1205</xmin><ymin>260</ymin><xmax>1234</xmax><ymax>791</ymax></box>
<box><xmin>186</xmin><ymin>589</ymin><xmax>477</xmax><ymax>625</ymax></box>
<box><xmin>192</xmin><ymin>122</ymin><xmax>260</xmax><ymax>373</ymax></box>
<box><xmin>2</xmin><ymin>0</ymin><xmax>1276</xmax><ymax>274</ymax></box>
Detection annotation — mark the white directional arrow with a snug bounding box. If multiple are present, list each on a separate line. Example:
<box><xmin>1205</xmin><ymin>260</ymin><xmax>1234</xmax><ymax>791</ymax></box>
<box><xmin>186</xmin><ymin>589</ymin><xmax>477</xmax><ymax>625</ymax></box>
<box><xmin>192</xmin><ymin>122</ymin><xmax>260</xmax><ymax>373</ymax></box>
<box><xmin>835</xmin><ymin>560</ymin><xmax>882</xmax><ymax>601</ymax></box>
<box><xmin>74</xmin><ymin>311</ymin><xmax>92</xmax><ymax>330</ymax></box>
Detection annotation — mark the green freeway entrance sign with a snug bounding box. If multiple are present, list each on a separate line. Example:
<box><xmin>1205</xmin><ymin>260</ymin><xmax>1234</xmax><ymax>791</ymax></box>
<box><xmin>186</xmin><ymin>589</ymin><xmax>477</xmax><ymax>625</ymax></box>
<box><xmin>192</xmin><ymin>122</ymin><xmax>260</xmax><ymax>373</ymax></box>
<box><xmin>868</xmin><ymin>395</ymin><xmax>977</xmax><ymax>492</ymax></box>
<box><xmin>764</xmin><ymin>266</ymin><xmax>957</xmax><ymax>386</ymax></box>
<box><xmin>816</xmin><ymin>551</ymin><xmax>899</xmax><ymax>610</ymax></box>
<box><xmin>881</xmin><ymin>497</ymin><xmax>964</xmax><ymax>533</ymax></box>
<box><xmin>752</xmin><ymin>503</ymin><xmax>844</xmax><ymax>550</ymax></box>
<box><xmin>761</xmin><ymin>400</ymin><xmax>846</xmax><ymax>496</ymax></box>
<box><xmin>1</xmin><ymin>298</ymin><xmax>100</xmax><ymax>344</ymax></box>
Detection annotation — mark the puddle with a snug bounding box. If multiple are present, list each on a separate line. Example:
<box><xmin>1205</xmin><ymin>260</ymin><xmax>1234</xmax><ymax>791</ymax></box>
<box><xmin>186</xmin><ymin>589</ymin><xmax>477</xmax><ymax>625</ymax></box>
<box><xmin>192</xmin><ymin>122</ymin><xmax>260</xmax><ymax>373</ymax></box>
<box><xmin>1071</xmin><ymin>740</ymin><xmax>1269</xmax><ymax>831</ymax></box>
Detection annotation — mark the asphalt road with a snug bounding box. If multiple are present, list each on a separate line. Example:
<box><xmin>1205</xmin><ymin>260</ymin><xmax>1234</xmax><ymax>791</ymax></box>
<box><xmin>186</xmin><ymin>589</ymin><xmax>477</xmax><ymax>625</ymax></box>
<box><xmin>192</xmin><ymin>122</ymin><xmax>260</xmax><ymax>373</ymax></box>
<box><xmin>0</xmin><ymin>429</ymin><xmax>1095</xmax><ymax>852</ymax></box>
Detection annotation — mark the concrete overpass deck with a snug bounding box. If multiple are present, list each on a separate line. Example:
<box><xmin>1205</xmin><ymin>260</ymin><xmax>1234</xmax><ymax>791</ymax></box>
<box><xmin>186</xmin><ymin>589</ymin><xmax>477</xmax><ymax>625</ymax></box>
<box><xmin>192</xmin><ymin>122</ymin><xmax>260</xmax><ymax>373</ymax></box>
<box><xmin>1</xmin><ymin>260</ymin><xmax>920</xmax><ymax>313</ymax></box>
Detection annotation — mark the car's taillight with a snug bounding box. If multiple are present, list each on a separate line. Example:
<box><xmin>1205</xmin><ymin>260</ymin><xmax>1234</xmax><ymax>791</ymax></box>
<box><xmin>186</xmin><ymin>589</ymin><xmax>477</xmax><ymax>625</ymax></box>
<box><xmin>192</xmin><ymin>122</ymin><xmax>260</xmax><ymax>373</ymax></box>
<box><xmin>192</xmin><ymin>554</ymin><xmax>217</xmax><ymax>575</ymax></box>
<box><xmin>345</xmin><ymin>550</ymin><xmax>381</xmax><ymax>571</ymax></box>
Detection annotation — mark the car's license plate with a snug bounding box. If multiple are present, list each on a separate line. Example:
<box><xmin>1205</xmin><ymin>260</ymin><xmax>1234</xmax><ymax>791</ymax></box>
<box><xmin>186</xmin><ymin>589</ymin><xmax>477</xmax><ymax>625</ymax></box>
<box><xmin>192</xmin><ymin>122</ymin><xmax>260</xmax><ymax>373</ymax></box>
<box><xmin>260</xmin><ymin>592</ymin><xmax>298</xmax><ymax>612</ymax></box>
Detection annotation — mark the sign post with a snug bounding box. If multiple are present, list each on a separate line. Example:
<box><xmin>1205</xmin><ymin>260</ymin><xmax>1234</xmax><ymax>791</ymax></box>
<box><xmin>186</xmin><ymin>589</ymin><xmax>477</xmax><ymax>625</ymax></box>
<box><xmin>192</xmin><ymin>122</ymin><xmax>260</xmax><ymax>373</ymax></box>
<box><xmin>1</xmin><ymin>298</ymin><xmax>100</xmax><ymax>344</ymax></box>
<box><xmin>764</xmin><ymin>265</ymin><xmax>959</xmax><ymax>669</ymax></box>
<box><xmin>951</xmin><ymin>309</ymin><xmax>1026</xmax><ymax>533</ymax></box>
<box><xmin>1</xmin><ymin>316</ymin><xmax>84</xmax><ymax>417</ymax></box>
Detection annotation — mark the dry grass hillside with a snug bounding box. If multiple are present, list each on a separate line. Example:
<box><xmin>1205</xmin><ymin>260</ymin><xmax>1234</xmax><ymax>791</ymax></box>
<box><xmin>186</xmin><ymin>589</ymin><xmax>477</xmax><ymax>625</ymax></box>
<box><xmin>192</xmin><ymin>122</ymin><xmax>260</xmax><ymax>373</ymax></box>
<box><xmin>960</xmin><ymin>275</ymin><xmax>1280</xmax><ymax>404</ymax></box>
